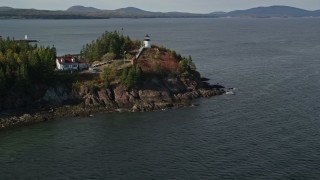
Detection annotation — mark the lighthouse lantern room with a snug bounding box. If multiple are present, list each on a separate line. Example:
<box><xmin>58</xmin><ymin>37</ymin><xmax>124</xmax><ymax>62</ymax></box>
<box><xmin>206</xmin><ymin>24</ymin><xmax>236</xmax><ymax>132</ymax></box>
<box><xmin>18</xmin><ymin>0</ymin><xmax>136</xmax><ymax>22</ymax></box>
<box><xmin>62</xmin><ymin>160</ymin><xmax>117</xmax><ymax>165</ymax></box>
<box><xmin>144</xmin><ymin>34</ymin><xmax>151</xmax><ymax>48</ymax></box>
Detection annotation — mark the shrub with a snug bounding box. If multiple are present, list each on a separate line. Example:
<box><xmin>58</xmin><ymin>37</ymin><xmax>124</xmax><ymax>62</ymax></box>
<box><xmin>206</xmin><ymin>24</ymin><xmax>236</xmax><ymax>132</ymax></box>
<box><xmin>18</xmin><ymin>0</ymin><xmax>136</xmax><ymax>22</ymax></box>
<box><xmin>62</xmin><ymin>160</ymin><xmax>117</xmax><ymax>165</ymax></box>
<box><xmin>121</xmin><ymin>65</ymin><xmax>144</xmax><ymax>89</ymax></box>
<box><xmin>102</xmin><ymin>52</ymin><xmax>116</xmax><ymax>62</ymax></box>
<box><xmin>178</xmin><ymin>55</ymin><xmax>196</xmax><ymax>77</ymax></box>
<box><xmin>100</xmin><ymin>66</ymin><xmax>113</xmax><ymax>87</ymax></box>
<box><xmin>72</xmin><ymin>81</ymin><xmax>81</xmax><ymax>91</ymax></box>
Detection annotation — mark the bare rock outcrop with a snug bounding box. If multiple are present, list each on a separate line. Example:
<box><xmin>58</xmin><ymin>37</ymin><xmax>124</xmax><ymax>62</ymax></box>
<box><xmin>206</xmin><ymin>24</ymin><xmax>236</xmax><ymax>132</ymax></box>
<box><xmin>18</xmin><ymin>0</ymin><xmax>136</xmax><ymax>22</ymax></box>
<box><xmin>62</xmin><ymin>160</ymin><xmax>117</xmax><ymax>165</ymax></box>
<box><xmin>73</xmin><ymin>74</ymin><xmax>224</xmax><ymax>113</ymax></box>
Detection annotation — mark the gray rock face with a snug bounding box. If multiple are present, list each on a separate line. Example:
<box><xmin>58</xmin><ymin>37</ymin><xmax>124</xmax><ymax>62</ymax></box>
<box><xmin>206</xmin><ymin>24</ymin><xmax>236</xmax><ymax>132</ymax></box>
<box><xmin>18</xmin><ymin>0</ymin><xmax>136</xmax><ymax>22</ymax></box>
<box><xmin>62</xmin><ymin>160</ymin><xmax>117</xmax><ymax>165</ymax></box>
<box><xmin>97</xmin><ymin>89</ymin><xmax>114</xmax><ymax>107</ymax></box>
<box><xmin>139</xmin><ymin>90</ymin><xmax>170</xmax><ymax>102</ymax></box>
<box><xmin>42</xmin><ymin>86</ymin><xmax>69</xmax><ymax>104</ymax></box>
<box><xmin>113</xmin><ymin>85</ymin><xmax>134</xmax><ymax>107</ymax></box>
<box><xmin>163</xmin><ymin>77</ymin><xmax>186</xmax><ymax>93</ymax></box>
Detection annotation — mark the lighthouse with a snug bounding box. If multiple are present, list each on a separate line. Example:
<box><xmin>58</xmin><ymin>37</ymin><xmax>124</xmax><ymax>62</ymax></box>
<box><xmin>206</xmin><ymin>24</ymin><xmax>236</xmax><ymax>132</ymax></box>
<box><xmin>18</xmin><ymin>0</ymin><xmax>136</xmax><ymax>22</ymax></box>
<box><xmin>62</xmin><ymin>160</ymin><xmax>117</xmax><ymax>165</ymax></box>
<box><xmin>144</xmin><ymin>34</ymin><xmax>151</xmax><ymax>48</ymax></box>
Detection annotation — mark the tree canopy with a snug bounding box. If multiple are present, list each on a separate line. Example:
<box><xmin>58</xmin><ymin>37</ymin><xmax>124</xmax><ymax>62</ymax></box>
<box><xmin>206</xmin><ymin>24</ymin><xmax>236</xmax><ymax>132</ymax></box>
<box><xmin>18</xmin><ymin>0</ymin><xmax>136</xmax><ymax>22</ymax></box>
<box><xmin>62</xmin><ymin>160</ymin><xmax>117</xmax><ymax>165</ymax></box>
<box><xmin>80</xmin><ymin>31</ymin><xmax>139</xmax><ymax>63</ymax></box>
<box><xmin>121</xmin><ymin>65</ymin><xmax>143</xmax><ymax>89</ymax></box>
<box><xmin>0</xmin><ymin>38</ymin><xmax>56</xmax><ymax>96</ymax></box>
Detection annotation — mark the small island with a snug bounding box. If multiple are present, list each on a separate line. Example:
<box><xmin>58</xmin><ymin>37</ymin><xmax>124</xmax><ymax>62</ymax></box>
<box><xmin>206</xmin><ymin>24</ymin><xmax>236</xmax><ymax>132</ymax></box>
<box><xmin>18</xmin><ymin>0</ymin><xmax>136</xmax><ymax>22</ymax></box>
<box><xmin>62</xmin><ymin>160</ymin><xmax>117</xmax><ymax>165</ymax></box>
<box><xmin>0</xmin><ymin>32</ymin><xmax>225</xmax><ymax>129</ymax></box>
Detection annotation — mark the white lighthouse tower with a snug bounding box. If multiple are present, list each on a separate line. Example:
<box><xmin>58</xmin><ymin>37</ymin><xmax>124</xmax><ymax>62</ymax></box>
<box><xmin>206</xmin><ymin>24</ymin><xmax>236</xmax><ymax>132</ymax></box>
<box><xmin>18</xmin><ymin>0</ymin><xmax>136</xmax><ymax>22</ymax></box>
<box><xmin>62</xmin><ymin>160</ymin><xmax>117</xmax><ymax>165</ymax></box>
<box><xmin>144</xmin><ymin>34</ymin><xmax>151</xmax><ymax>48</ymax></box>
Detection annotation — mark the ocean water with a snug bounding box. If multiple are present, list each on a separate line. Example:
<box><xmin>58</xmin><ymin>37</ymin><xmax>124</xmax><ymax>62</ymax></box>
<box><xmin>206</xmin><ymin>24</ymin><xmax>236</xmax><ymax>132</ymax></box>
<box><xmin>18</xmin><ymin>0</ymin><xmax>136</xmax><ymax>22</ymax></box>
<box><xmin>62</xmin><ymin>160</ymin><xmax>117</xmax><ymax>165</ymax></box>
<box><xmin>1</xmin><ymin>18</ymin><xmax>320</xmax><ymax>179</ymax></box>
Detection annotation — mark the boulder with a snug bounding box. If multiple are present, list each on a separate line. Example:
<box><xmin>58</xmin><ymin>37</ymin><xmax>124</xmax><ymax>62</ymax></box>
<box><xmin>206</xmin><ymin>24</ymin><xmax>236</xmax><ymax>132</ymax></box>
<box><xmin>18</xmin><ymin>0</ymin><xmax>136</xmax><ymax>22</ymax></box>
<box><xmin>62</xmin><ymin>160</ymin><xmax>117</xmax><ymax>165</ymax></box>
<box><xmin>42</xmin><ymin>86</ymin><xmax>69</xmax><ymax>104</ymax></box>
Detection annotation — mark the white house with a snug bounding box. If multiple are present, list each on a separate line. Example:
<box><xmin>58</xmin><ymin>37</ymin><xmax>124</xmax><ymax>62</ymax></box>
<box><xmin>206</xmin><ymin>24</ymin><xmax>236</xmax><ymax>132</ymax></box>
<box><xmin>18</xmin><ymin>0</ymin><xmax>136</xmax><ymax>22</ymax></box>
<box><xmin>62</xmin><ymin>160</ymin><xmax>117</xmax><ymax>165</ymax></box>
<box><xmin>56</xmin><ymin>56</ymin><xmax>89</xmax><ymax>71</ymax></box>
<box><xmin>144</xmin><ymin>34</ymin><xmax>151</xmax><ymax>48</ymax></box>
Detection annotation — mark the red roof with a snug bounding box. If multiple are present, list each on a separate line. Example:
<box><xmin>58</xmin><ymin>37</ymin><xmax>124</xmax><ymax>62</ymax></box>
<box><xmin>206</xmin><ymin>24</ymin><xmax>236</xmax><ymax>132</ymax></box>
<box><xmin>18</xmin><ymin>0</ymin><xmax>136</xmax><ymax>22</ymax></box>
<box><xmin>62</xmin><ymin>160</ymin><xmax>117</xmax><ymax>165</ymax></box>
<box><xmin>57</xmin><ymin>56</ymin><xmax>88</xmax><ymax>64</ymax></box>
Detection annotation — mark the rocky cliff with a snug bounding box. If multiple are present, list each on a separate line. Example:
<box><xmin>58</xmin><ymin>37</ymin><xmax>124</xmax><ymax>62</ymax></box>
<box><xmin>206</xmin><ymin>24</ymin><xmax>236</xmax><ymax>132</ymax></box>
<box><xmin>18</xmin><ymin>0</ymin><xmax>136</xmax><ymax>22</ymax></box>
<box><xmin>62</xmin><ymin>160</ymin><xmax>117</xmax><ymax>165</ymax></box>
<box><xmin>0</xmin><ymin>71</ymin><xmax>224</xmax><ymax>129</ymax></box>
<box><xmin>75</xmin><ymin>71</ymin><xmax>224</xmax><ymax>112</ymax></box>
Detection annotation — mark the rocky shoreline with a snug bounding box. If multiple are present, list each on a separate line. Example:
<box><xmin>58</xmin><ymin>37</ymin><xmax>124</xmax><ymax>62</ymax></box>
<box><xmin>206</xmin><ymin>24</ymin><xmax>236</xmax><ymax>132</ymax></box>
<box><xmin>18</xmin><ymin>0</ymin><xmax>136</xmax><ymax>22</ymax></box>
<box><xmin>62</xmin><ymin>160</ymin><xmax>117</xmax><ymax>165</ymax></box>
<box><xmin>0</xmin><ymin>85</ymin><xmax>224</xmax><ymax>130</ymax></box>
<box><xmin>0</xmin><ymin>66</ymin><xmax>225</xmax><ymax>130</ymax></box>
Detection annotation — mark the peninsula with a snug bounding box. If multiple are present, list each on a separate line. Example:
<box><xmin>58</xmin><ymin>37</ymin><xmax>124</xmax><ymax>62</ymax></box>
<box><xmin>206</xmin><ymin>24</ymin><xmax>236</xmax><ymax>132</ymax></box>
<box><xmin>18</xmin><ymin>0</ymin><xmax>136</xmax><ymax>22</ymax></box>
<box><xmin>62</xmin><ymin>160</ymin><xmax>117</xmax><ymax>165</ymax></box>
<box><xmin>0</xmin><ymin>32</ymin><xmax>225</xmax><ymax>129</ymax></box>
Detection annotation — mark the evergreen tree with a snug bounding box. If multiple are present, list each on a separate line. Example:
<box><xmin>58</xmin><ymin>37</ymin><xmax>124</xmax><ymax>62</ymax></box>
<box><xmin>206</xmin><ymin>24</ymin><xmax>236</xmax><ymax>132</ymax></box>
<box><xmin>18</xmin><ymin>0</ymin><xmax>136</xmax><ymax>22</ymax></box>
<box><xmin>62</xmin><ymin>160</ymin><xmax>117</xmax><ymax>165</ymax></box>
<box><xmin>81</xmin><ymin>31</ymin><xmax>138</xmax><ymax>63</ymax></box>
<box><xmin>121</xmin><ymin>67</ymin><xmax>129</xmax><ymax>83</ymax></box>
<box><xmin>134</xmin><ymin>65</ymin><xmax>142</xmax><ymax>86</ymax></box>
<box><xmin>0</xmin><ymin>67</ymin><xmax>6</xmax><ymax>95</ymax></box>
<box><xmin>0</xmin><ymin>37</ymin><xmax>56</xmax><ymax>93</ymax></box>
<box><xmin>100</xmin><ymin>67</ymin><xmax>113</xmax><ymax>87</ymax></box>
<box><xmin>5</xmin><ymin>64</ymin><xmax>11</xmax><ymax>76</ymax></box>
<box><xmin>120</xmin><ymin>65</ymin><xmax>143</xmax><ymax>88</ymax></box>
<box><xmin>126</xmin><ymin>67</ymin><xmax>135</xmax><ymax>88</ymax></box>
<box><xmin>187</xmin><ymin>55</ymin><xmax>196</xmax><ymax>71</ymax></box>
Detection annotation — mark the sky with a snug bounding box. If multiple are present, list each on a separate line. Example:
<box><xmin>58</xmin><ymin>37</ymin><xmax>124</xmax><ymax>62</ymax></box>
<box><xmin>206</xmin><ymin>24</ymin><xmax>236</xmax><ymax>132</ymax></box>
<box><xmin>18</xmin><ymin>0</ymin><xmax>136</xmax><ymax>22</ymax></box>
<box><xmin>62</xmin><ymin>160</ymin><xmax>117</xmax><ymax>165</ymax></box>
<box><xmin>1</xmin><ymin>0</ymin><xmax>320</xmax><ymax>13</ymax></box>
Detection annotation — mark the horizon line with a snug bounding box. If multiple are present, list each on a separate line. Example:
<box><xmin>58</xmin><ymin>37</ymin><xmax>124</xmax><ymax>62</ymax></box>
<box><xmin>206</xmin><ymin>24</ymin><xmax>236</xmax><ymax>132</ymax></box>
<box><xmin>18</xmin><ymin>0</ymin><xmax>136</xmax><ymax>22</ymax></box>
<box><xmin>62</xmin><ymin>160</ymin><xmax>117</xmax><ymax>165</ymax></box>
<box><xmin>1</xmin><ymin>4</ymin><xmax>319</xmax><ymax>14</ymax></box>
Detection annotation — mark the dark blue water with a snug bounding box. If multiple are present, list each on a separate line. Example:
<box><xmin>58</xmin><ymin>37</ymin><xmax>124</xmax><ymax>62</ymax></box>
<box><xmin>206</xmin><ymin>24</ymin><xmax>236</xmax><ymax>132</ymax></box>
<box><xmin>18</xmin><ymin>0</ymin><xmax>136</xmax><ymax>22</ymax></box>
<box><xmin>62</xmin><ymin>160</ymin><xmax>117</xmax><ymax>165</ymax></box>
<box><xmin>1</xmin><ymin>18</ymin><xmax>320</xmax><ymax>179</ymax></box>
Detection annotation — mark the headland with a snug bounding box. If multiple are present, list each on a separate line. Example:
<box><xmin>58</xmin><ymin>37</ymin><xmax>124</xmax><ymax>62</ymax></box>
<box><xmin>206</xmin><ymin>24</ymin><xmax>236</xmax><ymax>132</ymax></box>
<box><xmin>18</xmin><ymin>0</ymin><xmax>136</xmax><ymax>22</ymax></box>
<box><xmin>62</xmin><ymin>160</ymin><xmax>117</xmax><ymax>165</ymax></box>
<box><xmin>0</xmin><ymin>31</ymin><xmax>225</xmax><ymax>129</ymax></box>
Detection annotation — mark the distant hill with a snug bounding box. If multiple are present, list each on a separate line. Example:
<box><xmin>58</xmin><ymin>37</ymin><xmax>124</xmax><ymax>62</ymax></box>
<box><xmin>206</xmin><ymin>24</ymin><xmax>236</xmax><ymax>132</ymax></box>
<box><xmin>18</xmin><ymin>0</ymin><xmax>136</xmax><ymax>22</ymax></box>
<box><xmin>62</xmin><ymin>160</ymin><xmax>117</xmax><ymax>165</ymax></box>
<box><xmin>114</xmin><ymin>7</ymin><xmax>150</xmax><ymax>14</ymax></box>
<box><xmin>0</xmin><ymin>6</ymin><xmax>108</xmax><ymax>19</ymax></box>
<box><xmin>225</xmin><ymin>6</ymin><xmax>319</xmax><ymax>17</ymax></box>
<box><xmin>313</xmin><ymin>10</ymin><xmax>320</xmax><ymax>16</ymax></box>
<box><xmin>80</xmin><ymin>6</ymin><xmax>209</xmax><ymax>18</ymax></box>
<box><xmin>66</xmin><ymin>5</ymin><xmax>101</xmax><ymax>13</ymax></box>
<box><xmin>0</xmin><ymin>5</ymin><xmax>319</xmax><ymax>19</ymax></box>
<box><xmin>0</xmin><ymin>6</ymin><xmax>14</xmax><ymax>11</ymax></box>
<box><xmin>210</xmin><ymin>11</ymin><xmax>227</xmax><ymax>15</ymax></box>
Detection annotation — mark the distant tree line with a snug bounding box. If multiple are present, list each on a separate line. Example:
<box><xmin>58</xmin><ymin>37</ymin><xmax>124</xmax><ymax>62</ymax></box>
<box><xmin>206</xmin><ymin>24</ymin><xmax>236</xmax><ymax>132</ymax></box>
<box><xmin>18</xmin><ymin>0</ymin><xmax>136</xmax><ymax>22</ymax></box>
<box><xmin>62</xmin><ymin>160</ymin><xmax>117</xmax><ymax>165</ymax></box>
<box><xmin>80</xmin><ymin>31</ymin><xmax>140</xmax><ymax>63</ymax></box>
<box><xmin>0</xmin><ymin>38</ymin><xmax>56</xmax><ymax>96</ymax></box>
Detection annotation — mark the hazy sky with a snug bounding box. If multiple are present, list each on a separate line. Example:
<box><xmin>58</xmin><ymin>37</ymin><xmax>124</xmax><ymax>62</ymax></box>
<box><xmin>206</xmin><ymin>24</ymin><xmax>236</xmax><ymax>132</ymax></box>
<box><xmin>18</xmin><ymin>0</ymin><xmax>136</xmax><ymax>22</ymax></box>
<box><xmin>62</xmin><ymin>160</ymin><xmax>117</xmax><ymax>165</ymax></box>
<box><xmin>1</xmin><ymin>0</ymin><xmax>320</xmax><ymax>13</ymax></box>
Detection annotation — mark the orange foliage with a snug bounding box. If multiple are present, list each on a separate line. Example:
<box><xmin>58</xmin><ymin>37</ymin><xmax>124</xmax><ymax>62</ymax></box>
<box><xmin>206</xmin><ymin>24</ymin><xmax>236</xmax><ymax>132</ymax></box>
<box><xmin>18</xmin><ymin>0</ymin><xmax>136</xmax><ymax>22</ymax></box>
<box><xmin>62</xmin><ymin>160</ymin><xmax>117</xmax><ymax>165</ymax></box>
<box><xmin>137</xmin><ymin>48</ymin><xmax>179</xmax><ymax>74</ymax></box>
